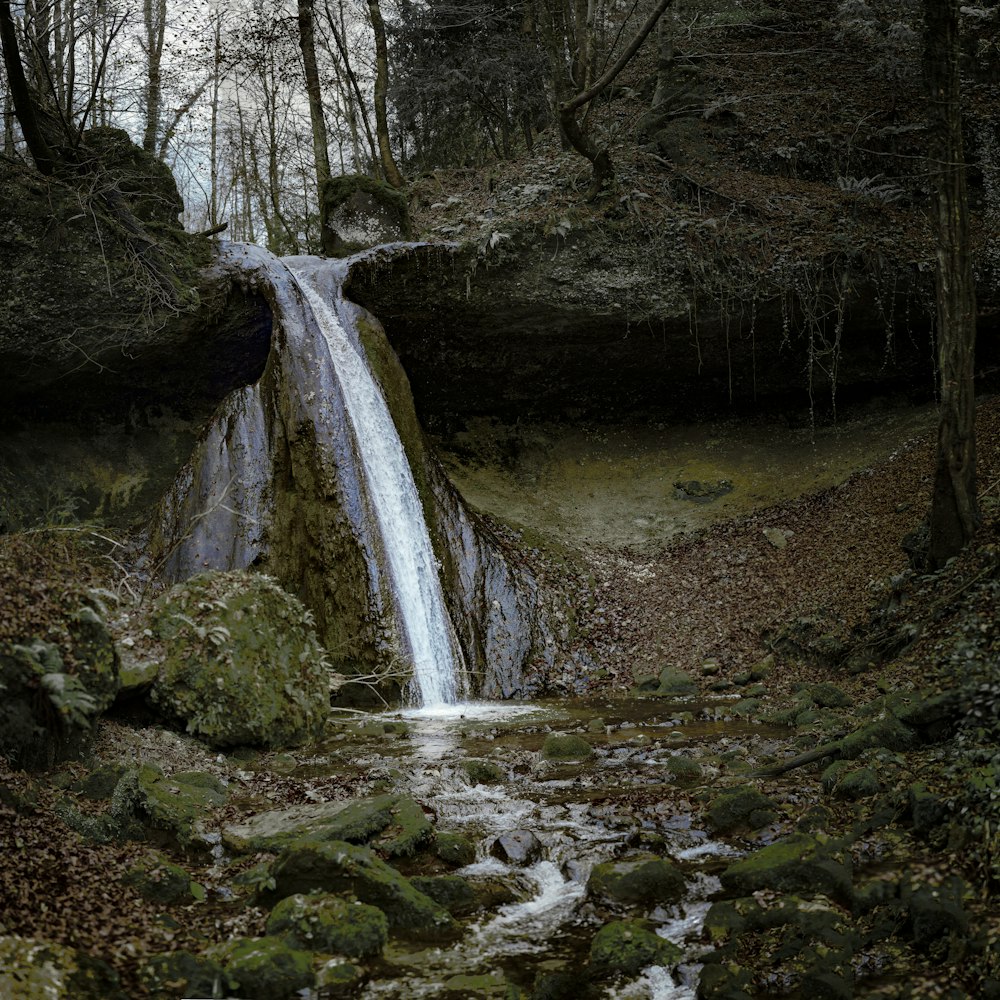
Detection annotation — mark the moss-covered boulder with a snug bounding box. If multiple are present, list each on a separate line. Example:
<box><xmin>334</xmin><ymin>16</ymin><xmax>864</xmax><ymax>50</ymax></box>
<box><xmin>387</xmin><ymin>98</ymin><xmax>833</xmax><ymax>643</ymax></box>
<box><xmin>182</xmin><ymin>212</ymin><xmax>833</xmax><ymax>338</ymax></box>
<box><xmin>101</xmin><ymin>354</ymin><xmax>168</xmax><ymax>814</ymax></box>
<box><xmin>209</xmin><ymin>937</ymin><xmax>314</xmax><ymax>1000</ymax></box>
<box><xmin>0</xmin><ymin>936</ymin><xmax>126</xmax><ymax>1000</ymax></box>
<box><xmin>410</xmin><ymin>875</ymin><xmax>479</xmax><ymax>916</ymax></box>
<box><xmin>435</xmin><ymin>830</ymin><xmax>477</xmax><ymax>866</ymax></box>
<box><xmin>719</xmin><ymin>833</ymin><xmax>853</xmax><ymax>904</ymax></box>
<box><xmin>148</xmin><ymin>571</ymin><xmax>330</xmax><ymax>748</ymax></box>
<box><xmin>820</xmin><ymin>762</ymin><xmax>881</xmax><ymax>800</ymax></box>
<box><xmin>588</xmin><ymin>920</ymin><xmax>681</xmax><ymax>977</ymax></box>
<box><xmin>222</xmin><ymin>793</ymin><xmax>431</xmax><ymax>856</ymax></box>
<box><xmin>703</xmin><ymin>787</ymin><xmax>779</xmax><ymax>833</ymax></box>
<box><xmin>124</xmin><ymin>850</ymin><xmax>197</xmax><ymax>904</ymax></box>
<box><xmin>316</xmin><ymin>958</ymin><xmax>366</xmax><ymax>997</ymax></box>
<box><xmin>266</xmin><ymin>892</ymin><xmax>388</xmax><ymax>958</ymax></box>
<box><xmin>140</xmin><ymin>951</ymin><xmax>233</xmax><ymax>999</ymax></box>
<box><xmin>664</xmin><ymin>756</ymin><xmax>703</xmax><ymax>786</ymax></box>
<box><xmin>0</xmin><ymin>593</ymin><xmax>120</xmax><ymax>769</ymax></box>
<box><xmin>321</xmin><ymin>173</ymin><xmax>412</xmax><ymax>256</ymax></box>
<box><xmin>461</xmin><ymin>758</ymin><xmax>506</xmax><ymax>784</ymax></box>
<box><xmin>587</xmin><ymin>856</ymin><xmax>686</xmax><ymax>907</ymax></box>
<box><xmin>541</xmin><ymin>733</ymin><xmax>594</xmax><ymax>761</ymax></box>
<box><xmin>264</xmin><ymin>840</ymin><xmax>456</xmax><ymax>939</ymax></box>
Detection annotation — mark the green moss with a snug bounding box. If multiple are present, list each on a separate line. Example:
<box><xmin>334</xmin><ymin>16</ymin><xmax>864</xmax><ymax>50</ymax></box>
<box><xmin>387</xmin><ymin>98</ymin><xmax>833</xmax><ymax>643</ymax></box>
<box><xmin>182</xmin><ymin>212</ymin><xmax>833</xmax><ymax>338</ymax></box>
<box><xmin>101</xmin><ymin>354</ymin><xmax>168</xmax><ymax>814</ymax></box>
<box><xmin>265</xmin><ymin>840</ymin><xmax>456</xmax><ymax>939</ymax></box>
<box><xmin>211</xmin><ymin>937</ymin><xmax>314</xmax><ymax>1000</ymax></box>
<box><xmin>410</xmin><ymin>875</ymin><xmax>478</xmax><ymax>915</ymax></box>
<box><xmin>541</xmin><ymin>733</ymin><xmax>594</xmax><ymax>761</ymax></box>
<box><xmin>435</xmin><ymin>830</ymin><xmax>477</xmax><ymax>866</ymax></box>
<box><xmin>588</xmin><ymin>920</ymin><xmax>681</xmax><ymax>977</ymax></box>
<box><xmin>704</xmin><ymin>788</ymin><xmax>779</xmax><ymax>833</ymax></box>
<box><xmin>124</xmin><ymin>851</ymin><xmax>195</xmax><ymax>904</ymax></box>
<box><xmin>461</xmin><ymin>758</ymin><xmax>507</xmax><ymax>784</ymax></box>
<box><xmin>587</xmin><ymin>856</ymin><xmax>686</xmax><ymax>907</ymax></box>
<box><xmin>266</xmin><ymin>893</ymin><xmax>388</xmax><ymax>958</ymax></box>
<box><xmin>140</xmin><ymin>950</ymin><xmax>233</xmax><ymax>999</ymax></box>
<box><xmin>0</xmin><ymin>936</ymin><xmax>126</xmax><ymax>1000</ymax></box>
<box><xmin>149</xmin><ymin>571</ymin><xmax>330</xmax><ymax>748</ymax></box>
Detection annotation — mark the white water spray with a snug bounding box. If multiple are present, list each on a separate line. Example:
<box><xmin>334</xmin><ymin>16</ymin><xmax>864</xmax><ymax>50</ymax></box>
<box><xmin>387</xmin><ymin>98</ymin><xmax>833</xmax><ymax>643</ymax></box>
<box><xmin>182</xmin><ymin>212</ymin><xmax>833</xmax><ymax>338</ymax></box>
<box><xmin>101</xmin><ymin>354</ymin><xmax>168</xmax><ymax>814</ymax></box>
<box><xmin>290</xmin><ymin>262</ymin><xmax>463</xmax><ymax>708</ymax></box>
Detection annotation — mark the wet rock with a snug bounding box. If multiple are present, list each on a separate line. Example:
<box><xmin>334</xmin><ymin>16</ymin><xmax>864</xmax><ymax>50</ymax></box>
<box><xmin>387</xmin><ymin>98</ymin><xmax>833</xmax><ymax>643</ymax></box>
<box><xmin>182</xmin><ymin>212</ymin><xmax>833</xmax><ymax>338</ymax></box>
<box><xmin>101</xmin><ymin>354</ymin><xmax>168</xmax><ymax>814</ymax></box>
<box><xmin>587</xmin><ymin>716</ymin><xmax>607</xmax><ymax>732</ymax></box>
<box><xmin>490</xmin><ymin>829</ymin><xmax>544</xmax><ymax>866</ymax></box>
<box><xmin>209</xmin><ymin>936</ymin><xmax>313</xmax><ymax>1000</ymax></box>
<box><xmin>656</xmin><ymin>666</ymin><xmax>698</xmax><ymax>697</ymax></box>
<box><xmin>410</xmin><ymin>875</ymin><xmax>478</xmax><ymax>916</ymax></box>
<box><xmin>703</xmin><ymin>787</ymin><xmax>779</xmax><ymax>833</ymax></box>
<box><xmin>0</xmin><ymin>936</ymin><xmax>126</xmax><ymax>999</ymax></box>
<box><xmin>124</xmin><ymin>851</ymin><xmax>197</xmax><ymax>904</ymax></box>
<box><xmin>719</xmin><ymin>833</ymin><xmax>853</xmax><ymax>904</ymax></box>
<box><xmin>587</xmin><ymin>855</ymin><xmax>686</xmax><ymax>907</ymax></box>
<box><xmin>148</xmin><ymin>570</ymin><xmax>329</xmax><ymax>749</ymax></box>
<box><xmin>541</xmin><ymin>733</ymin><xmax>594</xmax><ymax>761</ymax></box>
<box><xmin>531</xmin><ymin>970</ymin><xmax>597</xmax><ymax>999</ymax></box>
<box><xmin>435</xmin><ymin>831</ymin><xmax>477</xmax><ymax>867</ymax></box>
<box><xmin>763</xmin><ymin>526</ymin><xmax>788</xmax><ymax>549</ymax></box>
<box><xmin>460</xmin><ymin>758</ymin><xmax>506</xmax><ymax>784</ymax></box>
<box><xmin>673</xmin><ymin>479</ymin><xmax>734</xmax><ymax>503</ymax></box>
<box><xmin>322</xmin><ymin>173</ymin><xmax>412</xmax><ymax>256</ymax></box>
<box><xmin>589</xmin><ymin>920</ymin><xmax>681</xmax><ymax>977</ymax></box>
<box><xmin>222</xmin><ymin>793</ymin><xmax>431</xmax><ymax>857</ymax></box>
<box><xmin>266</xmin><ymin>892</ymin><xmax>388</xmax><ymax>958</ymax></box>
<box><xmin>264</xmin><ymin>840</ymin><xmax>455</xmax><ymax>939</ymax></box>
<box><xmin>140</xmin><ymin>951</ymin><xmax>234</xmax><ymax>999</ymax></box>
<box><xmin>697</xmin><ymin>961</ymin><xmax>753</xmax><ymax>999</ymax></box>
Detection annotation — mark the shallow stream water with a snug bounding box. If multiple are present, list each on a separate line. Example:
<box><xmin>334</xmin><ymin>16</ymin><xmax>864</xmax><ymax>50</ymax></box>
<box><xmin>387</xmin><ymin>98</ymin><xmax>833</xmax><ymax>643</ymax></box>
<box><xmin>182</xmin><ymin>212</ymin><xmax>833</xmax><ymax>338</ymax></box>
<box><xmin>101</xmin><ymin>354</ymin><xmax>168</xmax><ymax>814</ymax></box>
<box><xmin>288</xmin><ymin>697</ymin><xmax>791</xmax><ymax>999</ymax></box>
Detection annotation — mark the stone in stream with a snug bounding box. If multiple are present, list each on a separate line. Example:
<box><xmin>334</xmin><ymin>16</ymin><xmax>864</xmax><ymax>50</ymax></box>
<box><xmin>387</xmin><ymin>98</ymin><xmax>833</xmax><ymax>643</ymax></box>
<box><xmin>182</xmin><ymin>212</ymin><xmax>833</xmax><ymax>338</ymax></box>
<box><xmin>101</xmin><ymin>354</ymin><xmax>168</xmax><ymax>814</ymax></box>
<box><xmin>540</xmin><ymin>733</ymin><xmax>594</xmax><ymax>761</ymax></box>
<box><xmin>588</xmin><ymin>920</ymin><xmax>681</xmax><ymax>977</ymax></box>
<box><xmin>460</xmin><ymin>758</ymin><xmax>506</xmax><ymax>784</ymax></box>
<box><xmin>434</xmin><ymin>830</ymin><xmax>477</xmax><ymax>867</ymax></box>
<box><xmin>266</xmin><ymin>893</ymin><xmax>388</xmax><ymax>958</ymax></box>
<box><xmin>221</xmin><ymin>793</ymin><xmax>432</xmax><ymax>857</ymax></box>
<box><xmin>490</xmin><ymin>829</ymin><xmax>544</xmax><ymax>866</ymax></box>
<box><xmin>703</xmin><ymin>787</ymin><xmax>779</xmax><ymax>833</ymax></box>
<box><xmin>262</xmin><ymin>840</ymin><xmax>455</xmax><ymax>939</ymax></box>
<box><xmin>410</xmin><ymin>875</ymin><xmax>478</xmax><ymax>916</ymax></box>
<box><xmin>587</xmin><ymin>855</ymin><xmax>686</xmax><ymax>907</ymax></box>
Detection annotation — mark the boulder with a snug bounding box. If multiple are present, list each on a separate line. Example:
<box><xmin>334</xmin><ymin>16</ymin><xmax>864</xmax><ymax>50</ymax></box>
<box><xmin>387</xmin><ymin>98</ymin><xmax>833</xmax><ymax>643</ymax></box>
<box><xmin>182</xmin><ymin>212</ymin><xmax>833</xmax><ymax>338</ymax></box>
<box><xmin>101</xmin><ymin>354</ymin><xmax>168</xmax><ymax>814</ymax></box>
<box><xmin>541</xmin><ymin>733</ymin><xmax>594</xmax><ymax>761</ymax></box>
<box><xmin>124</xmin><ymin>851</ymin><xmax>197</xmax><ymax>904</ymax></box>
<box><xmin>321</xmin><ymin>173</ymin><xmax>412</xmax><ymax>256</ymax></box>
<box><xmin>264</xmin><ymin>840</ymin><xmax>455</xmax><ymax>939</ymax></box>
<box><xmin>140</xmin><ymin>951</ymin><xmax>233</xmax><ymax>999</ymax></box>
<box><xmin>435</xmin><ymin>831</ymin><xmax>477</xmax><ymax>867</ymax></box>
<box><xmin>588</xmin><ymin>920</ymin><xmax>681</xmax><ymax>977</ymax></box>
<box><xmin>209</xmin><ymin>937</ymin><xmax>313</xmax><ymax>1000</ymax></box>
<box><xmin>222</xmin><ymin>793</ymin><xmax>431</xmax><ymax>856</ymax></box>
<box><xmin>148</xmin><ymin>571</ymin><xmax>330</xmax><ymax>749</ymax></box>
<box><xmin>461</xmin><ymin>758</ymin><xmax>506</xmax><ymax>784</ymax></box>
<box><xmin>0</xmin><ymin>936</ymin><xmax>125</xmax><ymax>1000</ymax></box>
<box><xmin>719</xmin><ymin>833</ymin><xmax>853</xmax><ymax>904</ymax></box>
<box><xmin>490</xmin><ymin>829</ymin><xmax>544</xmax><ymax>866</ymax></box>
<box><xmin>587</xmin><ymin>856</ymin><xmax>686</xmax><ymax>908</ymax></box>
<box><xmin>703</xmin><ymin>788</ymin><xmax>779</xmax><ymax>833</ymax></box>
<box><xmin>266</xmin><ymin>893</ymin><xmax>388</xmax><ymax>958</ymax></box>
<box><xmin>410</xmin><ymin>875</ymin><xmax>479</xmax><ymax>916</ymax></box>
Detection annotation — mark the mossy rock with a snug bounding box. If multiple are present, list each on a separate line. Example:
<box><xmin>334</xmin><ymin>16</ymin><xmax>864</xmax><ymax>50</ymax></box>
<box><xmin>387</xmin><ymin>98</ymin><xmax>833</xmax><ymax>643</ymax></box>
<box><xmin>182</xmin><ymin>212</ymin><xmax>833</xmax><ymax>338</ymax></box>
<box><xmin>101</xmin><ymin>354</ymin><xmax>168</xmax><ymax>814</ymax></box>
<box><xmin>140</xmin><ymin>950</ymin><xmax>233</xmax><ymax>999</ymax></box>
<box><xmin>124</xmin><ymin>851</ymin><xmax>196</xmax><ymax>904</ymax></box>
<box><xmin>435</xmin><ymin>830</ymin><xmax>477</xmax><ymax>867</ymax></box>
<box><xmin>222</xmin><ymin>793</ymin><xmax>430</xmax><ymax>856</ymax></box>
<box><xmin>461</xmin><ymin>758</ymin><xmax>506</xmax><ymax>784</ymax></box>
<box><xmin>719</xmin><ymin>833</ymin><xmax>853</xmax><ymax>904</ymax></box>
<box><xmin>656</xmin><ymin>667</ymin><xmax>698</xmax><ymax>696</ymax></box>
<box><xmin>703</xmin><ymin>787</ymin><xmax>778</xmax><ymax>833</ymax></box>
<box><xmin>664</xmin><ymin>756</ymin><xmax>702</xmax><ymax>786</ymax></box>
<box><xmin>0</xmin><ymin>599</ymin><xmax>120</xmax><ymax>769</ymax></box>
<box><xmin>149</xmin><ymin>571</ymin><xmax>330</xmax><ymax>749</ymax></box>
<box><xmin>820</xmin><ymin>763</ymin><xmax>881</xmax><ymax>800</ymax></box>
<box><xmin>587</xmin><ymin>856</ymin><xmax>686</xmax><ymax>907</ymax></box>
<box><xmin>316</xmin><ymin>958</ymin><xmax>366</xmax><ymax>997</ymax></box>
<box><xmin>803</xmin><ymin>682</ymin><xmax>851</xmax><ymax>709</ymax></box>
<box><xmin>209</xmin><ymin>936</ymin><xmax>314</xmax><ymax>1000</ymax></box>
<box><xmin>588</xmin><ymin>920</ymin><xmax>681</xmax><ymax>977</ymax></box>
<box><xmin>322</xmin><ymin>173</ymin><xmax>412</xmax><ymax>256</ymax></box>
<box><xmin>264</xmin><ymin>840</ymin><xmax>456</xmax><ymax>939</ymax></box>
<box><xmin>0</xmin><ymin>936</ymin><xmax>126</xmax><ymax>1000</ymax></box>
<box><xmin>410</xmin><ymin>875</ymin><xmax>479</xmax><ymax>916</ymax></box>
<box><xmin>266</xmin><ymin>892</ymin><xmax>388</xmax><ymax>958</ymax></box>
<box><xmin>71</xmin><ymin>764</ymin><xmax>128</xmax><ymax>800</ymax></box>
<box><xmin>541</xmin><ymin>733</ymin><xmax>594</xmax><ymax>761</ymax></box>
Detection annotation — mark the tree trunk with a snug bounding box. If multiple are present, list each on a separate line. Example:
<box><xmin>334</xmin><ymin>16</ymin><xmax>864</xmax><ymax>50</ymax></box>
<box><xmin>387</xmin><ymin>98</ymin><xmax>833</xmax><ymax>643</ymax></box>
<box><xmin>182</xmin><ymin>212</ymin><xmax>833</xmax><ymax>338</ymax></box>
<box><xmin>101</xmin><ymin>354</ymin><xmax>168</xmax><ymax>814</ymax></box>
<box><xmin>297</xmin><ymin>0</ymin><xmax>335</xmax><ymax>253</ymax></box>
<box><xmin>924</xmin><ymin>0</ymin><xmax>980</xmax><ymax>568</ymax></box>
<box><xmin>0</xmin><ymin>0</ymin><xmax>57</xmax><ymax>173</ymax></box>
<box><xmin>368</xmin><ymin>0</ymin><xmax>405</xmax><ymax>188</ymax></box>
<box><xmin>142</xmin><ymin>0</ymin><xmax>166</xmax><ymax>155</ymax></box>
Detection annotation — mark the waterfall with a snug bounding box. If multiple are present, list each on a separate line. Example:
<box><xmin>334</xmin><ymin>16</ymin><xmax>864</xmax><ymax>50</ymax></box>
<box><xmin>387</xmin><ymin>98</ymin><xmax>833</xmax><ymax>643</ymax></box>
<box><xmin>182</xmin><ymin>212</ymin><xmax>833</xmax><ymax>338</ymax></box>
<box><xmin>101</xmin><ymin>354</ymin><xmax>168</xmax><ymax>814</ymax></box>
<box><xmin>156</xmin><ymin>245</ymin><xmax>466</xmax><ymax>708</ymax></box>
<box><xmin>289</xmin><ymin>260</ymin><xmax>463</xmax><ymax>707</ymax></box>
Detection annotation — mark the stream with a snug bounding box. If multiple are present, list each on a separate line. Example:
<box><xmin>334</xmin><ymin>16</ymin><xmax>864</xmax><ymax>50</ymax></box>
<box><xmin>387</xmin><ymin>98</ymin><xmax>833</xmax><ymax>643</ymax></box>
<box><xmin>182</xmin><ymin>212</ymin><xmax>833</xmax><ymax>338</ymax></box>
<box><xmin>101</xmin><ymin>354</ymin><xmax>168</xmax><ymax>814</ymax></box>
<box><xmin>267</xmin><ymin>697</ymin><xmax>790</xmax><ymax>999</ymax></box>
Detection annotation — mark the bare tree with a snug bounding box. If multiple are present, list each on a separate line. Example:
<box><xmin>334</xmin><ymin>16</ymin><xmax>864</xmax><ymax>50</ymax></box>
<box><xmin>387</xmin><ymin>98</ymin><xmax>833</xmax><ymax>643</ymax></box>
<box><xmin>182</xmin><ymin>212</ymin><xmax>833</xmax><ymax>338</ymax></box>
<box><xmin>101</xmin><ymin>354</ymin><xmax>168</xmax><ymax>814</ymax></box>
<box><xmin>924</xmin><ymin>0</ymin><xmax>980</xmax><ymax>567</ymax></box>
<box><xmin>367</xmin><ymin>0</ymin><xmax>404</xmax><ymax>187</ymax></box>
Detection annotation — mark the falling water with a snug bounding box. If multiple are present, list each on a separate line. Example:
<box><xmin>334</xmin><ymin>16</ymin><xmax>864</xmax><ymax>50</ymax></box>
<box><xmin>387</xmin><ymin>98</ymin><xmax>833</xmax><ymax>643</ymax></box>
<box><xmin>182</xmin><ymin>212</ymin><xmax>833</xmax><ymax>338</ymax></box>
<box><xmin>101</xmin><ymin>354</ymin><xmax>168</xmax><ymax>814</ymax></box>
<box><xmin>289</xmin><ymin>260</ymin><xmax>463</xmax><ymax>707</ymax></box>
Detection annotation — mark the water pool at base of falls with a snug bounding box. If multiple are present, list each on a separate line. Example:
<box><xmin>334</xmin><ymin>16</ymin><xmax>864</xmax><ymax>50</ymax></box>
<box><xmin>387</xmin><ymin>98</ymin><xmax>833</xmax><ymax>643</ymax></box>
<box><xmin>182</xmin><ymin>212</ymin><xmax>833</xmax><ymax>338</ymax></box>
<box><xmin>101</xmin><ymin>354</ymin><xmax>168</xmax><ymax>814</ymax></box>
<box><xmin>271</xmin><ymin>696</ymin><xmax>788</xmax><ymax>999</ymax></box>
